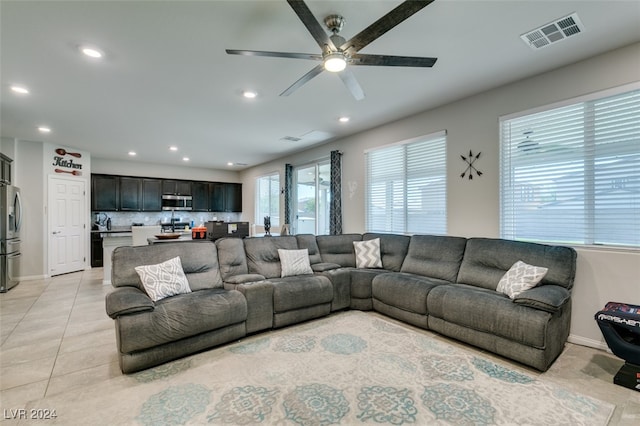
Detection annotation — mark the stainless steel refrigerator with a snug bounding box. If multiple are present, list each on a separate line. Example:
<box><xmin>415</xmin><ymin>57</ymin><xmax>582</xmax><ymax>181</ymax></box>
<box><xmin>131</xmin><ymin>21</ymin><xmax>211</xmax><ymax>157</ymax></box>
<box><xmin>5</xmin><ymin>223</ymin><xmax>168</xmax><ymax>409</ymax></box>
<box><xmin>1</xmin><ymin>184</ymin><xmax>22</xmax><ymax>292</ymax></box>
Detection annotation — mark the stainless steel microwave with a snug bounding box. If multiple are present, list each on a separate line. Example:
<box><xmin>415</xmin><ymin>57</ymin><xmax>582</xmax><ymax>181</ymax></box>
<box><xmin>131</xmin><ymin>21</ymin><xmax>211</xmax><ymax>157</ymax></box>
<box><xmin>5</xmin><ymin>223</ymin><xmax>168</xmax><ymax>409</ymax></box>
<box><xmin>161</xmin><ymin>194</ymin><xmax>193</xmax><ymax>211</ymax></box>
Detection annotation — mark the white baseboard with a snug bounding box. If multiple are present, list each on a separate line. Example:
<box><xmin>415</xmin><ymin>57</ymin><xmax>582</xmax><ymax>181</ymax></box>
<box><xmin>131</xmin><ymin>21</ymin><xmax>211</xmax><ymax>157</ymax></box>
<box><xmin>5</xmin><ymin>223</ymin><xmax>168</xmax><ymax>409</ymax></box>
<box><xmin>568</xmin><ymin>333</ymin><xmax>609</xmax><ymax>351</ymax></box>
<box><xmin>17</xmin><ymin>274</ymin><xmax>47</xmax><ymax>281</ymax></box>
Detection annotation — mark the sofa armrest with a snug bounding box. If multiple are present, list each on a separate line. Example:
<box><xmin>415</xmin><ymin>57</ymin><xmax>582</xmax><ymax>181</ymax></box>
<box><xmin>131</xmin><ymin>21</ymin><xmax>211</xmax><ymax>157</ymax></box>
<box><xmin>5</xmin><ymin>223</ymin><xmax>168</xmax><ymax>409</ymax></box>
<box><xmin>105</xmin><ymin>287</ymin><xmax>155</xmax><ymax>319</ymax></box>
<box><xmin>312</xmin><ymin>262</ymin><xmax>342</xmax><ymax>272</ymax></box>
<box><xmin>513</xmin><ymin>285</ymin><xmax>570</xmax><ymax>313</ymax></box>
<box><xmin>224</xmin><ymin>274</ymin><xmax>266</xmax><ymax>284</ymax></box>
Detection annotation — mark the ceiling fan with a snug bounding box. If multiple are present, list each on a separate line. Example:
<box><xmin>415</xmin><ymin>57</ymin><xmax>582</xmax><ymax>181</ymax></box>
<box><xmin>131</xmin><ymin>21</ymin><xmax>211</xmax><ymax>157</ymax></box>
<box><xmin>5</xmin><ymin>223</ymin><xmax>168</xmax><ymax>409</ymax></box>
<box><xmin>226</xmin><ymin>0</ymin><xmax>437</xmax><ymax>100</ymax></box>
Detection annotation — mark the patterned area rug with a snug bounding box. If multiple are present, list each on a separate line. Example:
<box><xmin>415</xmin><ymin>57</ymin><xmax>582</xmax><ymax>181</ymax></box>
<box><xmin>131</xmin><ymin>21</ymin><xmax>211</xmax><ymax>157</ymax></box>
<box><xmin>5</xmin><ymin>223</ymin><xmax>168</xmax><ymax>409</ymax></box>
<box><xmin>27</xmin><ymin>311</ymin><xmax>614</xmax><ymax>425</ymax></box>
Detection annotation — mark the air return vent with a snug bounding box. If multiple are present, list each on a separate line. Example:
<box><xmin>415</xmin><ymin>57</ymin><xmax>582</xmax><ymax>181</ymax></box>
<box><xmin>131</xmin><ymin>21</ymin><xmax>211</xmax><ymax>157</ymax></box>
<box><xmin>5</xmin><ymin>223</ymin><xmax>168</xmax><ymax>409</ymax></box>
<box><xmin>281</xmin><ymin>136</ymin><xmax>302</xmax><ymax>142</ymax></box>
<box><xmin>521</xmin><ymin>13</ymin><xmax>584</xmax><ymax>50</ymax></box>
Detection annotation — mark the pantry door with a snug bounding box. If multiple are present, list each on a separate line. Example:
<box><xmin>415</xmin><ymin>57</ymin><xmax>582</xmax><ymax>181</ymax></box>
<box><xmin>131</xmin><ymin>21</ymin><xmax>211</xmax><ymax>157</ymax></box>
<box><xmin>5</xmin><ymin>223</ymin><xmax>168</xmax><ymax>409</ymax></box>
<box><xmin>48</xmin><ymin>175</ymin><xmax>86</xmax><ymax>276</ymax></box>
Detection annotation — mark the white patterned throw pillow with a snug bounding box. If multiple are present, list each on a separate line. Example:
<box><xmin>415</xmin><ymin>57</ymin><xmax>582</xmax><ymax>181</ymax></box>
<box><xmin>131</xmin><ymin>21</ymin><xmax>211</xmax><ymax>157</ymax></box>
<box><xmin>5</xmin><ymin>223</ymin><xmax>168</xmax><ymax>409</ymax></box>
<box><xmin>134</xmin><ymin>256</ymin><xmax>191</xmax><ymax>302</ymax></box>
<box><xmin>278</xmin><ymin>249</ymin><xmax>313</xmax><ymax>277</ymax></box>
<box><xmin>353</xmin><ymin>238</ymin><xmax>383</xmax><ymax>269</ymax></box>
<box><xmin>497</xmin><ymin>260</ymin><xmax>548</xmax><ymax>299</ymax></box>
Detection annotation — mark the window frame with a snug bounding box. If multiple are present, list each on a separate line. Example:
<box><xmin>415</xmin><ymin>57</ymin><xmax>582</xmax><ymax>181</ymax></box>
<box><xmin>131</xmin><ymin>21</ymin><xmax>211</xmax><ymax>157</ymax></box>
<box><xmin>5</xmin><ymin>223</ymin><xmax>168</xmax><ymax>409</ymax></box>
<box><xmin>365</xmin><ymin>130</ymin><xmax>447</xmax><ymax>235</ymax></box>
<box><xmin>499</xmin><ymin>81</ymin><xmax>640</xmax><ymax>249</ymax></box>
<box><xmin>255</xmin><ymin>172</ymin><xmax>280</xmax><ymax>228</ymax></box>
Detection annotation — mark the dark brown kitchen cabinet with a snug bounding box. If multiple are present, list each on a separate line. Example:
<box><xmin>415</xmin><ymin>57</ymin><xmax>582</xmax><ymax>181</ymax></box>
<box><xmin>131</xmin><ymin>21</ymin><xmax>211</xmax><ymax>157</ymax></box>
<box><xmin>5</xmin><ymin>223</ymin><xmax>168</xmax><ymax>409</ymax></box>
<box><xmin>0</xmin><ymin>153</ymin><xmax>12</xmax><ymax>185</ymax></box>
<box><xmin>162</xmin><ymin>180</ymin><xmax>191</xmax><ymax>195</ymax></box>
<box><xmin>191</xmin><ymin>181</ymin><xmax>210</xmax><ymax>212</ymax></box>
<box><xmin>210</xmin><ymin>183</ymin><xmax>242</xmax><ymax>212</ymax></box>
<box><xmin>119</xmin><ymin>177</ymin><xmax>142</xmax><ymax>211</ymax></box>
<box><xmin>92</xmin><ymin>174</ymin><xmax>119</xmax><ymax>211</ymax></box>
<box><xmin>142</xmin><ymin>179</ymin><xmax>162</xmax><ymax>211</ymax></box>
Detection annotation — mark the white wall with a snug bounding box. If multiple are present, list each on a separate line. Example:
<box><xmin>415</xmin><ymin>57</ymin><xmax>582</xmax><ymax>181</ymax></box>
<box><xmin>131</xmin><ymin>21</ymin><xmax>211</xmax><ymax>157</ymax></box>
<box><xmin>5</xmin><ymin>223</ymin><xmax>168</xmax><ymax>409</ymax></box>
<box><xmin>240</xmin><ymin>42</ymin><xmax>640</xmax><ymax>348</ymax></box>
<box><xmin>92</xmin><ymin>158</ymin><xmax>240</xmax><ymax>183</ymax></box>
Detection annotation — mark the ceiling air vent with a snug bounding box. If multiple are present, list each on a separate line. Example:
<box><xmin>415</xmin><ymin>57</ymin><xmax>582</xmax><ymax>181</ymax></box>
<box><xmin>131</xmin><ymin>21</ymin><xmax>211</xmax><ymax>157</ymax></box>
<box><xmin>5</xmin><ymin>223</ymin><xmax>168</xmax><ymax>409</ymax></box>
<box><xmin>521</xmin><ymin>13</ymin><xmax>584</xmax><ymax>50</ymax></box>
<box><xmin>281</xmin><ymin>136</ymin><xmax>302</xmax><ymax>142</ymax></box>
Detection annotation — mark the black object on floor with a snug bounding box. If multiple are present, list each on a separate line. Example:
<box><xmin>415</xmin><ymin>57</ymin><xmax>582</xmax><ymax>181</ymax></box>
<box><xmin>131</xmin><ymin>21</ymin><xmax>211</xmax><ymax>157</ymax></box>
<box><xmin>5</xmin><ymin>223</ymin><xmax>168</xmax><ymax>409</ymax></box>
<box><xmin>595</xmin><ymin>301</ymin><xmax>640</xmax><ymax>391</ymax></box>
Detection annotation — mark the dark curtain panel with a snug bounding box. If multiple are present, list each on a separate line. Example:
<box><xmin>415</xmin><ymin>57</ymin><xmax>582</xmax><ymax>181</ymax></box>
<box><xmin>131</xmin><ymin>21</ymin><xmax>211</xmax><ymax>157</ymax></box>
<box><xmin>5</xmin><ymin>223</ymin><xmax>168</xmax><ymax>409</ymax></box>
<box><xmin>330</xmin><ymin>150</ymin><xmax>343</xmax><ymax>235</ymax></box>
<box><xmin>284</xmin><ymin>163</ymin><xmax>293</xmax><ymax>228</ymax></box>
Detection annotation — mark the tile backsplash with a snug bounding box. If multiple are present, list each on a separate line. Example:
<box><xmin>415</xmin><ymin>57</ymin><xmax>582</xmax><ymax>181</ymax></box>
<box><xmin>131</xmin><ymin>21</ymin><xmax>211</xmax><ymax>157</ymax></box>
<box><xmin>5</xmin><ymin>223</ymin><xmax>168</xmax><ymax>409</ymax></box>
<box><xmin>92</xmin><ymin>211</ymin><xmax>241</xmax><ymax>227</ymax></box>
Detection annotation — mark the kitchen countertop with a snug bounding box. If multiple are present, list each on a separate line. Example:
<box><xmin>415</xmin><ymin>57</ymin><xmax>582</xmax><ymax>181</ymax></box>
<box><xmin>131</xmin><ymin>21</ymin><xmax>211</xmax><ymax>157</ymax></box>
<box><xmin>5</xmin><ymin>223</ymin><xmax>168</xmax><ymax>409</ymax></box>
<box><xmin>91</xmin><ymin>226</ymin><xmax>131</xmax><ymax>234</ymax></box>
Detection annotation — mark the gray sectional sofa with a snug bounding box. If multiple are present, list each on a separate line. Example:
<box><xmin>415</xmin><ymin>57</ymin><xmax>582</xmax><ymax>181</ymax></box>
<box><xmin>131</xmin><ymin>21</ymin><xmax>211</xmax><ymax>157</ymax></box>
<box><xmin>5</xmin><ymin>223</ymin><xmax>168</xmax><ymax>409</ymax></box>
<box><xmin>106</xmin><ymin>233</ymin><xmax>576</xmax><ymax>374</ymax></box>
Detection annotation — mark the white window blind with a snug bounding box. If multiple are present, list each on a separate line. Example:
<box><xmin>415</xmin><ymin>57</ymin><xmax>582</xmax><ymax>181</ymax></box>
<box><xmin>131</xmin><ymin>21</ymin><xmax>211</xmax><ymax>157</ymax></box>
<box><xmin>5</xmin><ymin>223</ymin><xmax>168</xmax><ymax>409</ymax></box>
<box><xmin>366</xmin><ymin>132</ymin><xmax>447</xmax><ymax>234</ymax></box>
<box><xmin>500</xmin><ymin>87</ymin><xmax>640</xmax><ymax>247</ymax></box>
<box><xmin>256</xmin><ymin>173</ymin><xmax>280</xmax><ymax>227</ymax></box>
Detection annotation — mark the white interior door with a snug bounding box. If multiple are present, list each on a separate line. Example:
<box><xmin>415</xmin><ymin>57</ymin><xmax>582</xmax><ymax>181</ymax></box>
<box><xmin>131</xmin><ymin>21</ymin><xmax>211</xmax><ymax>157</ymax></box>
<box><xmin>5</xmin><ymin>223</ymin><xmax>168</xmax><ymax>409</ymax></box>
<box><xmin>48</xmin><ymin>176</ymin><xmax>86</xmax><ymax>276</ymax></box>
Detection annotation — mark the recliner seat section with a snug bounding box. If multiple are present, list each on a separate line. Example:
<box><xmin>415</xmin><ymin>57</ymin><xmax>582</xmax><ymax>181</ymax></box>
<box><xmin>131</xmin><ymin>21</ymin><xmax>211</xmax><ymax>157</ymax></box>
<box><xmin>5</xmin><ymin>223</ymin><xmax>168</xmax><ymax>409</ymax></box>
<box><xmin>106</xmin><ymin>233</ymin><xmax>577</xmax><ymax>374</ymax></box>
<box><xmin>106</xmin><ymin>242</ymin><xmax>248</xmax><ymax>373</ymax></box>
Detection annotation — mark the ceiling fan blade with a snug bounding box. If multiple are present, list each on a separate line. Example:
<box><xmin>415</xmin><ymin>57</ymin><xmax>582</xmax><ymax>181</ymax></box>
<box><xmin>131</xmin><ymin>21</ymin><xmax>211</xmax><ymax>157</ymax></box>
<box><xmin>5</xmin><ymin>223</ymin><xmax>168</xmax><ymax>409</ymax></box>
<box><xmin>351</xmin><ymin>53</ymin><xmax>437</xmax><ymax>67</ymax></box>
<box><xmin>337</xmin><ymin>68</ymin><xmax>365</xmax><ymax>101</ymax></box>
<box><xmin>280</xmin><ymin>64</ymin><xmax>325</xmax><ymax>96</ymax></box>
<box><xmin>226</xmin><ymin>49</ymin><xmax>322</xmax><ymax>61</ymax></box>
<box><xmin>340</xmin><ymin>0</ymin><xmax>434</xmax><ymax>53</ymax></box>
<box><xmin>287</xmin><ymin>0</ymin><xmax>336</xmax><ymax>51</ymax></box>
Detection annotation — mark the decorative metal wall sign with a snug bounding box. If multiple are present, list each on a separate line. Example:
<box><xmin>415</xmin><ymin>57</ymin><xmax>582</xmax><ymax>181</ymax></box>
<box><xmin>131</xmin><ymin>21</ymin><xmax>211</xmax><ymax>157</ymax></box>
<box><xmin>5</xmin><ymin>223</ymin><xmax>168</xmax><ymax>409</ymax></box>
<box><xmin>460</xmin><ymin>150</ymin><xmax>482</xmax><ymax>180</ymax></box>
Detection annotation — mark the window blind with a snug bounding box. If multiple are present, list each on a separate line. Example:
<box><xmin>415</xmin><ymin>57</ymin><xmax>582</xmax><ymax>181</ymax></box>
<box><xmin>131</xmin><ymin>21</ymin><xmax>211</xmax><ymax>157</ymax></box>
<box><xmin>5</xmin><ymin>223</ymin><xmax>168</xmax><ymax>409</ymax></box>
<box><xmin>500</xmin><ymin>87</ymin><xmax>640</xmax><ymax>247</ymax></box>
<box><xmin>256</xmin><ymin>173</ymin><xmax>280</xmax><ymax>227</ymax></box>
<box><xmin>366</xmin><ymin>132</ymin><xmax>447</xmax><ymax>234</ymax></box>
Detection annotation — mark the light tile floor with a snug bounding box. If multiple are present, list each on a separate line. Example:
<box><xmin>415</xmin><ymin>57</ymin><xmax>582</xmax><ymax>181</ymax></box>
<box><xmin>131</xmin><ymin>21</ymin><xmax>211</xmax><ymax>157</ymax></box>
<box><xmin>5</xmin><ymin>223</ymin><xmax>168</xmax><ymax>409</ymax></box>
<box><xmin>1</xmin><ymin>269</ymin><xmax>639</xmax><ymax>424</ymax></box>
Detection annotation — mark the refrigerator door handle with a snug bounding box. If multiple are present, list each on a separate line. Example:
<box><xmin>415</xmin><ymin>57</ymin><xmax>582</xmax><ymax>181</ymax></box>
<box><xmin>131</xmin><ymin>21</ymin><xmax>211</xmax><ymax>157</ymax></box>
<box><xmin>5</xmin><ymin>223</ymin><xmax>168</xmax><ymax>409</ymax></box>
<box><xmin>14</xmin><ymin>190</ymin><xmax>23</xmax><ymax>232</ymax></box>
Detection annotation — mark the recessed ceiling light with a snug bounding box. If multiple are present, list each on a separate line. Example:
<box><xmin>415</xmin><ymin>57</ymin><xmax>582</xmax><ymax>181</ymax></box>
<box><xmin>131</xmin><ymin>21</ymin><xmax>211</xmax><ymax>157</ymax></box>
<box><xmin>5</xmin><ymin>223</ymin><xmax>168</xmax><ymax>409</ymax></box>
<box><xmin>183</xmin><ymin>157</ymin><xmax>190</xmax><ymax>162</ymax></box>
<box><xmin>80</xmin><ymin>46</ymin><xmax>103</xmax><ymax>59</ymax></box>
<box><xmin>339</xmin><ymin>116</ymin><xmax>350</xmax><ymax>123</ymax></box>
<box><xmin>227</xmin><ymin>162</ymin><xmax>234</xmax><ymax>166</ymax></box>
<box><xmin>242</xmin><ymin>91</ymin><xmax>257</xmax><ymax>99</ymax></box>
<box><xmin>38</xmin><ymin>126</ymin><xmax>51</xmax><ymax>133</ymax></box>
<box><xmin>128</xmin><ymin>151</ymin><xmax>136</xmax><ymax>156</ymax></box>
<box><xmin>10</xmin><ymin>85</ymin><xmax>29</xmax><ymax>95</ymax></box>
<box><xmin>169</xmin><ymin>146</ymin><xmax>178</xmax><ymax>151</ymax></box>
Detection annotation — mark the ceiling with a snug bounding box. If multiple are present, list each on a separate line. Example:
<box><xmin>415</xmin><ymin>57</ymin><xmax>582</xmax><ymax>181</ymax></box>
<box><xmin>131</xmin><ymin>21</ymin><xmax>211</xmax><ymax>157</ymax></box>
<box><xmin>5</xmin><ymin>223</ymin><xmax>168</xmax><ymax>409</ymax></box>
<box><xmin>2</xmin><ymin>1</ymin><xmax>639</xmax><ymax>170</ymax></box>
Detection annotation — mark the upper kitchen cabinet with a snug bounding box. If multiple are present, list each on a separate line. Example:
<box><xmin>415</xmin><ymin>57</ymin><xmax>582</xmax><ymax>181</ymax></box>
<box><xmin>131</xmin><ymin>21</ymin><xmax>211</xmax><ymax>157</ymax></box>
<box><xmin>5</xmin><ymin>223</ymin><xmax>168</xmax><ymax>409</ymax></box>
<box><xmin>119</xmin><ymin>177</ymin><xmax>142</xmax><ymax>211</ymax></box>
<box><xmin>191</xmin><ymin>181</ymin><xmax>210</xmax><ymax>212</ymax></box>
<box><xmin>92</xmin><ymin>174</ymin><xmax>119</xmax><ymax>211</ymax></box>
<box><xmin>210</xmin><ymin>183</ymin><xmax>242</xmax><ymax>212</ymax></box>
<box><xmin>162</xmin><ymin>180</ymin><xmax>191</xmax><ymax>195</ymax></box>
<box><xmin>0</xmin><ymin>154</ymin><xmax>12</xmax><ymax>185</ymax></box>
<box><xmin>142</xmin><ymin>178</ymin><xmax>162</xmax><ymax>211</ymax></box>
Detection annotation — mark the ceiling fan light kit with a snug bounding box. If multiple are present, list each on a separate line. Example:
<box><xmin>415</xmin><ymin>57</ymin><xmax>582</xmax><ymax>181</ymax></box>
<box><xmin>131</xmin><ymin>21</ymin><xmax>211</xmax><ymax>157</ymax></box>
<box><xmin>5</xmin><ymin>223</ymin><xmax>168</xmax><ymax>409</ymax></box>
<box><xmin>226</xmin><ymin>0</ymin><xmax>437</xmax><ymax>100</ymax></box>
<box><xmin>323</xmin><ymin>53</ymin><xmax>347</xmax><ymax>72</ymax></box>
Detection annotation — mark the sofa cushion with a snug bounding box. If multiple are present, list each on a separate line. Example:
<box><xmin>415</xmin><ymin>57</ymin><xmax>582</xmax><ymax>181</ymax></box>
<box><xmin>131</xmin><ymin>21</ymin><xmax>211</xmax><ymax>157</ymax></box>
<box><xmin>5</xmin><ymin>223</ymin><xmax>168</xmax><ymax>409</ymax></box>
<box><xmin>456</xmin><ymin>238</ymin><xmax>577</xmax><ymax>291</ymax></box>
<box><xmin>295</xmin><ymin>234</ymin><xmax>323</xmax><ymax>264</ymax></box>
<box><xmin>117</xmin><ymin>289</ymin><xmax>247</xmax><ymax>353</ymax></box>
<box><xmin>372</xmin><ymin>272</ymin><xmax>449</xmax><ymax>315</ymax></box>
<box><xmin>216</xmin><ymin>238</ymin><xmax>249</xmax><ymax>280</ymax></box>
<box><xmin>135</xmin><ymin>256</ymin><xmax>192</xmax><ymax>302</ymax></box>
<box><xmin>244</xmin><ymin>236</ymin><xmax>299</xmax><ymax>278</ymax></box>
<box><xmin>316</xmin><ymin>234</ymin><xmax>362</xmax><ymax>267</ymax></box>
<box><xmin>427</xmin><ymin>284</ymin><xmax>552</xmax><ymax>348</ymax></box>
<box><xmin>353</xmin><ymin>238</ymin><xmax>383</xmax><ymax>268</ymax></box>
<box><xmin>278</xmin><ymin>249</ymin><xmax>313</xmax><ymax>277</ymax></box>
<box><xmin>112</xmin><ymin>242</ymin><xmax>223</xmax><ymax>291</ymax></box>
<box><xmin>363</xmin><ymin>233</ymin><xmax>411</xmax><ymax>272</ymax></box>
<box><xmin>400</xmin><ymin>235</ymin><xmax>467</xmax><ymax>282</ymax></box>
<box><xmin>271</xmin><ymin>275</ymin><xmax>334</xmax><ymax>312</ymax></box>
<box><xmin>497</xmin><ymin>261</ymin><xmax>548</xmax><ymax>299</ymax></box>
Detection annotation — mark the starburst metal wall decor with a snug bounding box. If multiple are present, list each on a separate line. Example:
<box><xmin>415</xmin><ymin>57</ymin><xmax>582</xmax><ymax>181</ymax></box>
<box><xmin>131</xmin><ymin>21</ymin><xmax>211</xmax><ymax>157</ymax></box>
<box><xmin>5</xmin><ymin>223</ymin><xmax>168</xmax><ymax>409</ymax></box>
<box><xmin>460</xmin><ymin>150</ymin><xmax>483</xmax><ymax>180</ymax></box>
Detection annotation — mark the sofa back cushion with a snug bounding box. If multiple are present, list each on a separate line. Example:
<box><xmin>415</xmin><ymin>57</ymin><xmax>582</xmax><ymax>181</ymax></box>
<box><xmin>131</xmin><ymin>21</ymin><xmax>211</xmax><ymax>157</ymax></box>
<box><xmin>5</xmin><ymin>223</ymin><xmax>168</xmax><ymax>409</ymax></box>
<box><xmin>316</xmin><ymin>234</ymin><xmax>363</xmax><ymax>267</ymax></box>
<box><xmin>400</xmin><ymin>235</ymin><xmax>467</xmax><ymax>282</ymax></box>
<box><xmin>112</xmin><ymin>241</ymin><xmax>223</xmax><ymax>291</ymax></box>
<box><xmin>295</xmin><ymin>234</ymin><xmax>323</xmax><ymax>264</ymax></box>
<box><xmin>215</xmin><ymin>237</ymin><xmax>249</xmax><ymax>280</ymax></box>
<box><xmin>457</xmin><ymin>238</ymin><xmax>577</xmax><ymax>291</ymax></box>
<box><xmin>244</xmin><ymin>236</ymin><xmax>299</xmax><ymax>278</ymax></box>
<box><xmin>363</xmin><ymin>233</ymin><xmax>411</xmax><ymax>272</ymax></box>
